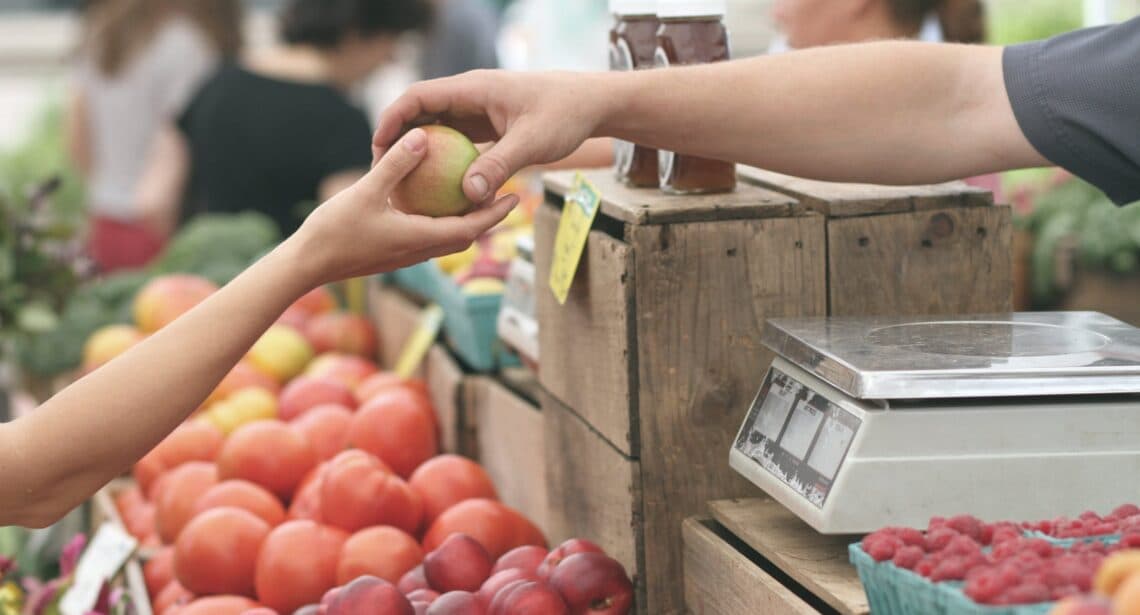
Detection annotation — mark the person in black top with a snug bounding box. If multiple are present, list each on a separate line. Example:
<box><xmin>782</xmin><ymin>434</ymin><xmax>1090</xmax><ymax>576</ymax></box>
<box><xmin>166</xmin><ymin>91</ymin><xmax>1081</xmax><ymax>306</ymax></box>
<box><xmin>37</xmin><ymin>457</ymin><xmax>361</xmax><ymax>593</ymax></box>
<box><xmin>136</xmin><ymin>0</ymin><xmax>431</xmax><ymax>238</ymax></box>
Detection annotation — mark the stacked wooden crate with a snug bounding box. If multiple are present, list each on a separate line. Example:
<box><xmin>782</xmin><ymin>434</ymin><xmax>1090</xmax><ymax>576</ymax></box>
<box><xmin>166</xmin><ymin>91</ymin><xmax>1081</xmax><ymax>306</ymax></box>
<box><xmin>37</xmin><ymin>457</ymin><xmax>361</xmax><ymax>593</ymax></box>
<box><xmin>533</xmin><ymin>168</ymin><xmax>1011</xmax><ymax>614</ymax></box>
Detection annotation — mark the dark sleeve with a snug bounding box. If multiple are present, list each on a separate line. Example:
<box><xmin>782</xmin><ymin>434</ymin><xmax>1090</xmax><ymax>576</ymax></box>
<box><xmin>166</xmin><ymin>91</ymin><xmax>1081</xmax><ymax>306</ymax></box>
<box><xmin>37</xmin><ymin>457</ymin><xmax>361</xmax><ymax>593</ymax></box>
<box><xmin>319</xmin><ymin>104</ymin><xmax>374</xmax><ymax>177</ymax></box>
<box><xmin>1003</xmin><ymin>16</ymin><xmax>1140</xmax><ymax>205</ymax></box>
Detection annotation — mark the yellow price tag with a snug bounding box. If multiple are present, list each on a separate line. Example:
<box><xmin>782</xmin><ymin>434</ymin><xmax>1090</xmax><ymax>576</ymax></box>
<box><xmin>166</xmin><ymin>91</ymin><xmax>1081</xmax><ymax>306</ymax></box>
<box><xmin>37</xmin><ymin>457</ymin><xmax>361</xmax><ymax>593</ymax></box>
<box><xmin>394</xmin><ymin>303</ymin><xmax>444</xmax><ymax>379</ymax></box>
<box><xmin>548</xmin><ymin>173</ymin><xmax>601</xmax><ymax>305</ymax></box>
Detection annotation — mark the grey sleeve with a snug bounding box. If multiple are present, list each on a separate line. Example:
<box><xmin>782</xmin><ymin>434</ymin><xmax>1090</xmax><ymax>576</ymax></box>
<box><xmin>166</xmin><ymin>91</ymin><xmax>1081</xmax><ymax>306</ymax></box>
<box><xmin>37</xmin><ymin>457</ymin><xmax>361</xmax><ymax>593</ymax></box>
<box><xmin>1003</xmin><ymin>16</ymin><xmax>1140</xmax><ymax>206</ymax></box>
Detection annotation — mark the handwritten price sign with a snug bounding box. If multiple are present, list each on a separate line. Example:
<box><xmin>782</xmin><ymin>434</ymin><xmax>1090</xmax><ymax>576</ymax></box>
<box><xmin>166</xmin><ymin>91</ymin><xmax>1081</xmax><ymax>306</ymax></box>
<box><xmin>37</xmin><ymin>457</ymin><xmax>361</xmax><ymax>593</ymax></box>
<box><xmin>548</xmin><ymin>174</ymin><xmax>602</xmax><ymax>305</ymax></box>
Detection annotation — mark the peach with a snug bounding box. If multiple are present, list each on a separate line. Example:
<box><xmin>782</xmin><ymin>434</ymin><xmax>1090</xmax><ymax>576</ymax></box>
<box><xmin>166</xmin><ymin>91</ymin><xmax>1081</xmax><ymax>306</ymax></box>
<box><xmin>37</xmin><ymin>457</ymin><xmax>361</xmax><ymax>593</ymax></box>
<box><xmin>1116</xmin><ymin>572</ymin><xmax>1140</xmax><ymax>615</ymax></box>
<box><xmin>304</xmin><ymin>312</ymin><xmax>379</xmax><ymax>358</ymax></box>
<box><xmin>391</xmin><ymin>126</ymin><xmax>479</xmax><ymax>217</ymax></box>
<box><xmin>1095</xmin><ymin>550</ymin><xmax>1140</xmax><ymax>595</ymax></box>
<box><xmin>1049</xmin><ymin>596</ymin><xmax>1112</xmax><ymax>615</ymax></box>
<box><xmin>547</xmin><ymin>553</ymin><xmax>633</xmax><ymax>615</ymax></box>
<box><xmin>486</xmin><ymin>581</ymin><xmax>565</xmax><ymax>615</ymax></box>
<box><xmin>82</xmin><ymin>324</ymin><xmax>144</xmax><ymax>372</ymax></box>
<box><xmin>491</xmin><ymin>546</ymin><xmax>547</xmax><ymax>577</ymax></box>
<box><xmin>399</xmin><ymin>565</ymin><xmax>431</xmax><ymax>594</ymax></box>
<box><xmin>247</xmin><ymin>325</ymin><xmax>314</xmax><ymax>383</ymax></box>
<box><xmin>279</xmin><ymin>377</ymin><xmax>356</xmax><ymax>422</ymax></box>
<box><xmin>133</xmin><ymin>275</ymin><xmax>217</xmax><ymax>333</ymax></box>
<box><xmin>424</xmin><ymin>534</ymin><xmax>493</xmax><ymax>594</ymax></box>
<box><xmin>477</xmin><ymin>569</ymin><xmax>539</xmax><ymax>607</ymax></box>
<box><xmin>204</xmin><ymin>388</ymin><xmax>278</xmax><ymax>435</ymax></box>
<box><xmin>406</xmin><ymin>589</ymin><xmax>441</xmax><ymax>604</ymax></box>
<box><xmin>206</xmin><ymin>361</ymin><xmax>281</xmax><ymax>407</ymax></box>
<box><xmin>427</xmin><ymin>591</ymin><xmax>486</xmax><ymax>615</ymax></box>
<box><xmin>327</xmin><ymin>576</ymin><xmax>413</xmax><ymax>615</ymax></box>
<box><xmin>537</xmin><ymin>539</ymin><xmax>604</xmax><ymax>580</ymax></box>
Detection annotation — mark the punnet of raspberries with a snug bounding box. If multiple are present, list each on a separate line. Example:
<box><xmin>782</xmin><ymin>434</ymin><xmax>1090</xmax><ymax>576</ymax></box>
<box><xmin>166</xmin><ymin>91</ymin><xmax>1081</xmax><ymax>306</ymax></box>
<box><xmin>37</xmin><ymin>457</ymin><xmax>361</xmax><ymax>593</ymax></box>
<box><xmin>860</xmin><ymin>505</ymin><xmax>1140</xmax><ymax>606</ymax></box>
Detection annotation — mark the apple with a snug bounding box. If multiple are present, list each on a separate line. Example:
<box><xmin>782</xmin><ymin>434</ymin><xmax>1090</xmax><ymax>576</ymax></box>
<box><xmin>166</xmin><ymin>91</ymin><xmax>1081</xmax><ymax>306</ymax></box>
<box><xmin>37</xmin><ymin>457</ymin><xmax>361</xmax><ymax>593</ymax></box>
<box><xmin>487</xmin><ymin>581</ymin><xmax>566</xmax><ymax>615</ymax></box>
<box><xmin>304</xmin><ymin>313</ymin><xmax>379</xmax><ymax>358</ymax></box>
<box><xmin>406</xmin><ymin>589</ymin><xmax>440</xmax><ymax>604</ymax></box>
<box><xmin>537</xmin><ymin>539</ymin><xmax>605</xmax><ymax>580</ymax></box>
<box><xmin>328</xmin><ymin>576</ymin><xmax>412</xmax><ymax>615</ymax></box>
<box><xmin>427</xmin><ymin>591</ymin><xmax>486</xmax><ymax>615</ymax></box>
<box><xmin>492</xmin><ymin>546</ymin><xmax>548</xmax><ymax>577</ymax></box>
<box><xmin>477</xmin><ymin>569</ymin><xmax>539</xmax><ymax>607</ymax></box>
<box><xmin>279</xmin><ymin>377</ymin><xmax>356</xmax><ymax>422</ymax></box>
<box><xmin>548</xmin><ymin>553</ymin><xmax>633</xmax><ymax>615</ymax></box>
<box><xmin>424</xmin><ymin>534</ymin><xmax>494</xmax><ymax>593</ymax></box>
<box><xmin>399</xmin><ymin>565</ymin><xmax>432</xmax><ymax>594</ymax></box>
<box><xmin>391</xmin><ymin>125</ymin><xmax>479</xmax><ymax>218</ymax></box>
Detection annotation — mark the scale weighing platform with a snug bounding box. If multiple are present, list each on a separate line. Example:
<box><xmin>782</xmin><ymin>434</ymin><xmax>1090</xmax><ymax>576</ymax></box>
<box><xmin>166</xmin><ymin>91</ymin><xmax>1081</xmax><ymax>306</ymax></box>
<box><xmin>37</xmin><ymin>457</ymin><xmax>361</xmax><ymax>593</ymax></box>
<box><xmin>730</xmin><ymin>311</ymin><xmax>1140</xmax><ymax>534</ymax></box>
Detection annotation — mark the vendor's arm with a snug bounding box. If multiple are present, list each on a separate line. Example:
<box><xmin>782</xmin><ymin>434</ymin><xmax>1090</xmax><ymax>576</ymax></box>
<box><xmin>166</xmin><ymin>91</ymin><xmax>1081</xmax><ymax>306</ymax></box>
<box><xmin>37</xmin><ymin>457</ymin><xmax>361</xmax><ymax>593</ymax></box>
<box><xmin>376</xmin><ymin>18</ymin><xmax>1140</xmax><ymax>206</ymax></box>
<box><xmin>0</xmin><ymin>129</ymin><xmax>516</xmax><ymax>528</ymax></box>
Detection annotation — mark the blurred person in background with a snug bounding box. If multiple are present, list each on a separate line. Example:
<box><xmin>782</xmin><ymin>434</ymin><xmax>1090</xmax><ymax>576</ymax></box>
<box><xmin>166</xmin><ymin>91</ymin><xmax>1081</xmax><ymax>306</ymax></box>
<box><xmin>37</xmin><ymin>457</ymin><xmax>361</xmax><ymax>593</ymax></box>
<box><xmin>419</xmin><ymin>0</ymin><xmax>500</xmax><ymax>80</ymax></box>
<box><xmin>67</xmin><ymin>0</ymin><xmax>243</xmax><ymax>273</ymax></box>
<box><xmin>137</xmin><ymin>0</ymin><xmax>431</xmax><ymax>239</ymax></box>
<box><xmin>769</xmin><ymin>0</ymin><xmax>999</xmax><ymax>197</ymax></box>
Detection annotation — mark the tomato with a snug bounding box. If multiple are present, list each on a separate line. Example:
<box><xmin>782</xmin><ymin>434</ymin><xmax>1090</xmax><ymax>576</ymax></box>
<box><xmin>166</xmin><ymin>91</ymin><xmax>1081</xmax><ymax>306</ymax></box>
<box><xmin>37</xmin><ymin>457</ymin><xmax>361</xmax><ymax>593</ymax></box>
<box><xmin>349</xmin><ymin>389</ymin><xmax>438</xmax><ymax>478</ymax></box>
<box><xmin>175</xmin><ymin>507</ymin><xmax>269</xmax><ymax>596</ymax></box>
<box><xmin>409</xmin><ymin>455</ymin><xmax>499</xmax><ymax>526</ymax></box>
<box><xmin>174</xmin><ymin>596</ymin><xmax>260</xmax><ymax>615</ymax></box>
<box><xmin>195</xmin><ymin>480</ymin><xmax>286</xmax><ymax>527</ymax></box>
<box><xmin>255</xmin><ymin>521</ymin><xmax>348</xmax><ymax>613</ymax></box>
<box><xmin>155</xmin><ymin>462</ymin><xmax>218</xmax><ymax>544</ymax></box>
<box><xmin>144</xmin><ymin>547</ymin><xmax>175</xmax><ymax>599</ymax></box>
<box><xmin>320</xmin><ymin>450</ymin><xmax>423</xmax><ymax>534</ymax></box>
<box><xmin>289</xmin><ymin>405</ymin><xmax>353</xmax><ymax>461</ymax></box>
<box><xmin>423</xmin><ymin>499</ymin><xmax>547</xmax><ymax>559</ymax></box>
<box><xmin>216</xmin><ymin>421</ymin><xmax>316</xmax><ymax>500</ymax></box>
<box><xmin>336</xmin><ymin>526</ymin><xmax>424</xmax><ymax>585</ymax></box>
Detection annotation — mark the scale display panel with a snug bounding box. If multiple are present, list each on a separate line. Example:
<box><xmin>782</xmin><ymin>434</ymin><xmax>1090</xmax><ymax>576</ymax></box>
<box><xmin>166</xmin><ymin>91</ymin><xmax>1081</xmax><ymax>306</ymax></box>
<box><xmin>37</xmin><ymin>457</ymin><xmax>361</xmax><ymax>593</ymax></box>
<box><xmin>734</xmin><ymin>367</ymin><xmax>861</xmax><ymax>508</ymax></box>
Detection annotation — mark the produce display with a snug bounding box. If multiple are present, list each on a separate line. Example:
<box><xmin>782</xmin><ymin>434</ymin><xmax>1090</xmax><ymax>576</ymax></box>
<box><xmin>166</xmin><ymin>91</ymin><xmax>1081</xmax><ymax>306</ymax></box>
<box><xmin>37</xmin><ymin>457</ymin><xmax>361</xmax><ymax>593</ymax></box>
<box><xmin>86</xmin><ymin>275</ymin><xmax>636</xmax><ymax>615</ymax></box>
<box><xmin>854</xmin><ymin>506</ymin><xmax>1140</xmax><ymax>614</ymax></box>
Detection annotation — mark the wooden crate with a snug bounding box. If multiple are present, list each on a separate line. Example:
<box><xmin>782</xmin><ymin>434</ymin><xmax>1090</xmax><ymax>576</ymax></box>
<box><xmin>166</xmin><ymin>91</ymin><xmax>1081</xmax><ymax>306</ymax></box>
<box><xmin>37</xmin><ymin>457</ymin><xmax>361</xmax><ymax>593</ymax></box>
<box><xmin>535</xmin><ymin>168</ymin><xmax>1010</xmax><ymax>614</ymax></box>
<box><xmin>91</xmin><ymin>479</ymin><xmax>154</xmax><ymax>615</ymax></box>
<box><xmin>684</xmin><ymin>497</ymin><xmax>869</xmax><ymax>615</ymax></box>
<box><xmin>463</xmin><ymin>375</ymin><xmax>549</xmax><ymax>533</ymax></box>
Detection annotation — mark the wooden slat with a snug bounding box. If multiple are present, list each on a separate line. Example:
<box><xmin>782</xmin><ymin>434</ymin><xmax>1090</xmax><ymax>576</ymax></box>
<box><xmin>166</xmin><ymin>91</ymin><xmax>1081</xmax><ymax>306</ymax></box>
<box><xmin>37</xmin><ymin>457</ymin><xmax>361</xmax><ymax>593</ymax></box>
<box><xmin>535</xmin><ymin>203</ymin><xmax>638</xmax><ymax>456</ymax></box>
<box><xmin>827</xmin><ymin>205</ymin><xmax>1013</xmax><ymax>316</ymax></box>
<box><xmin>541</xmin><ymin>389</ymin><xmax>642</xmax><ymax>604</ymax></box>
<box><xmin>466</xmin><ymin>376</ymin><xmax>549</xmax><ymax>532</ymax></box>
<box><xmin>683</xmin><ymin>518</ymin><xmax>819</xmax><ymax>615</ymax></box>
<box><xmin>738</xmin><ymin>166</ymin><xmax>994</xmax><ymax>218</ymax></box>
<box><xmin>424</xmin><ymin>344</ymin><xmax>465</xmax><ymax>454</ymax></box>
<box><xmin>368</xmin><ymin>280</ymin><xmax>425</xmax><ymax>375</ymax></box>
<box><xmin>543</xmin><ymin>169</ymin><xmax>798</xmax><ymax>226</ymax></box>
<box><xmin>629</xmin><ymin>215</ymin><xmax>828</xmax><ymax>615</ymax></box>
<box><xmin>710</xmin><ymin>499</ymin><xmax>869</xmax><ymax>615</ymax></box>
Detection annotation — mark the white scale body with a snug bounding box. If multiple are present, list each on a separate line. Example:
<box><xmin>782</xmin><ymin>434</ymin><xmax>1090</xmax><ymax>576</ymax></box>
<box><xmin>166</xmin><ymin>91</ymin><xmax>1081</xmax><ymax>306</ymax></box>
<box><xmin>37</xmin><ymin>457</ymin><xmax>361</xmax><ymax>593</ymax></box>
<box><xmin>729</xmin><ymin>312</ymin><xmax>1140</xmax><ymax>534</ymax></box>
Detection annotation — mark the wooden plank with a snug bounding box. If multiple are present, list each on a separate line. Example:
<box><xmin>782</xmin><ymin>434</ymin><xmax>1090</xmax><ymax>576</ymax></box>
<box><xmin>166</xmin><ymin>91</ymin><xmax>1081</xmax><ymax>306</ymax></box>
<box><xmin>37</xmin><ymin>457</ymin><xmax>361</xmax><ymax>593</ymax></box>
<box><xmin>629</xmin><ymin>215</ymin><xmax>828</xmax><ymax>615</ymax></box>
<box><xmin>827</xmin><ymin>205</ymin><xmax>1013</xmax><ymax>316</ymax></box>
<box><xmin>710</xmin><ymin>498</ymin><xmax>869</xmax><ymax>615</ymax></box>
<box><xmin>543</xmin><ymin>169</ymin><xmax>798</xmax><ymax>226</ymax></box>
<box><xmin>368</xmin><ymin>280</ymin><xmax>426</xmax><ymax>375</ymax></box>
<box><xmin>683</xmin><ymin>518</ymin><xmax>819</xmax><ymax>615</ymax></box>
<box><xmin>535</xmin><ymin>203</ymin><xmax>638</xmax><ymax>456</ymax></box>
<box><xmin>467</xmin><ymin>376</ymin><xmax>549</xmax><ymax>532</ymax></box>
<box><xmin>541</xmin><ymin>389</ymin><xmax>642</xmax><ymax>603</ymax></box>
<box><xmin>424</xmin><ymin>344</ymin><xmax>465</xmax><ymax>454</ymax></box>
<box><xmin>739</xmin><ymin>166</ymin><xmax>994</xmax><ymax>218</ymax></box>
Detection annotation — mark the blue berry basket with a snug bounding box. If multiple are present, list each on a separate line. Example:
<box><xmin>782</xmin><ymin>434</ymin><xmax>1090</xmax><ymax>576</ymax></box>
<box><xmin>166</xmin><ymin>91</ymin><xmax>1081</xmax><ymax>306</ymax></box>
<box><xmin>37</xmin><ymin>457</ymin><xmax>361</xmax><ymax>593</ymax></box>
<box><xmin>850</xmin><ymin>544</ymin><xmax>1053</xmax><ymax>615</ymax></box>
<box><xmin>1021</xmin><ymin>530</ymin><xmax>1122</xmax><ymax>548</ymax></box>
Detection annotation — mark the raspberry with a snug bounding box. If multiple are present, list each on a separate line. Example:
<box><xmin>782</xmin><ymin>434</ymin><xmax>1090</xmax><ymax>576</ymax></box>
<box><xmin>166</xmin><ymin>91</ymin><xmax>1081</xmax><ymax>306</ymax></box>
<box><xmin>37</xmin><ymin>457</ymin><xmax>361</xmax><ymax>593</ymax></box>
<box><xmin>991</xmin><ymin>527</ymin><xmax>1022</xmax><ymax>545</ymax></box>
<box><xmin>1119</xmin><ymin>533</ymin><xmax>1140</xmax><ymax>548</ymax></box>
<box><xmin>896</xmin><ymin>528</ymin><xmax>926</xmax><ymax>548</ymax></box>
<box><xmin>915</xmin><ymin>558</ymin><xmax>937</xmax><ymax>578</ymax></box>
<box><xmin>944</xmin><ymin>535</ymin><xmax>983</xmax><ymax>558</ymax></box>
<box><xmin>891</xmin><ymin>545</ymin><xmax>925</xmax><ymax>570</ymax></box>
<box><xmin>930</xmin><ymin>556</ymin><xmax>970</xmax><ymax>582</ymax></box>
<box><xmin>964</xmin><ymin>571</ymin><xmax>1008</xmax><ymax>604</ymax></box>
<box><xmin>1045</xmin><ymin>556</ymin><xmax>1093</xmax><ymax>590</ymax></box>
<box><xmin>926</xmin><ymin>527</ymin><xmax>960</xmax><ymax>552</ymax></box>
<box><xmin>1000</xmin><ymin>582</ymin><xmax>1051</xmax><ymax>605</ymax></box>
<box><xmin>1110</xmin><ymin>504</ymin><xmax>1140</xmax><ymax>520</ymax></box>
<box><xmin>864</xmin><ymin>535</ymin><xmax>903</xmax><ymax>562</ymax></box>
<box><xmin>992</xmin><ymin>538</ymin><xmax>1028</xmax><ymax>560</ymax></box>
<box><xmin>928</xmin><ymin>516</ymin><xmax>947</xmax><ymax>531</ymax></box>
<box><xmin>947</xmin><ymin>515</ymin><xmax>986</xmax><ymax>542</ymax></box>
<box><xmin>1026</xmin><ymin>539</ymin><xmax>1054</xmax><ymax>558</ymax></box>
<box><xmin>1091</xmin><ymin>522</ymin><xmax>1118</xmax><ymax>535</ymax></box>
<box><xmin>1079</xmin><ymin>510</ymin><xmax>1103</xmax><ymax>522</ymax></box>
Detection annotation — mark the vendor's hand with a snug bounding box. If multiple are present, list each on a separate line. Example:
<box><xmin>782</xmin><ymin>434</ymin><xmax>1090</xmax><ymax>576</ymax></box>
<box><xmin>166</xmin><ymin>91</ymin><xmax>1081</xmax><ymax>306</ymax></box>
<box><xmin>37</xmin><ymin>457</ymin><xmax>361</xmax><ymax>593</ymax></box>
<box><xmin>293</xmin><ymin>128</ymin><xmax>518</xmax><ymax>286</ymax></box>
<box><xmin>373</xmin><ymin>70</ymin><xmax>607</xmax><ymax>204</ymax></box>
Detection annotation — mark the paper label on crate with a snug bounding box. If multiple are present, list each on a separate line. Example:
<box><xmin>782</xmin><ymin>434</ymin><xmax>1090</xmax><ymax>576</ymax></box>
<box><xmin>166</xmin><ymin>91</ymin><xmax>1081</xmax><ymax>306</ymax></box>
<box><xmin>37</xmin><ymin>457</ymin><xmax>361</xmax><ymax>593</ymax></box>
<box><xmin>735</xmin><ymin>368</ymin><xmax>862</xmax><ymax>508</ymax></box>
<box><xmin>395</xmin><ymin>303</ymin><xmax>444</xmax><ymax>379</ymax></box>
<box><xmin>59</xmin><ymin>523</ymin><xmax>137</xmax><ymax>615</ymax></box>
<box><xmin>549</xmin><ymin>173</ymin><xmax>601</xmax><ymax>305</ymax></box>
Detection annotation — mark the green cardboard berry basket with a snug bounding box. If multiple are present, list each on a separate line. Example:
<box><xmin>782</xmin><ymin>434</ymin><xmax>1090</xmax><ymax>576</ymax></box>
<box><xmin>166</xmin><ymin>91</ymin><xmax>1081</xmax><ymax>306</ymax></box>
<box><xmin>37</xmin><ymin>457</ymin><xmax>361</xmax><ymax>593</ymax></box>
<box><xmin>1022</xmin><ymin>530</ymin><xmax>1121</xmax><ymax>548</ymax></box>
<box><xmin>849</xmin><ymin>544</ymin><xmax>1053</xmax><ymax>615</ymax></box>
<box><xmin>384</xmin><ymin>263</ymin><xmax>520</xmax><ymax>372</ymax></box>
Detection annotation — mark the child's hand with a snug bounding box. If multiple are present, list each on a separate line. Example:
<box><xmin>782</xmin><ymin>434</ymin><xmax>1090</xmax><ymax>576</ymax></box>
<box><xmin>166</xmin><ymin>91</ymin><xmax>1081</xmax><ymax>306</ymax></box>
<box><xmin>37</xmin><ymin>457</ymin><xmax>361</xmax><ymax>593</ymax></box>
<box><xmin>291</xmin><ymin>128</ymin><xmax>518</xmax><ymax>286</ymax></box>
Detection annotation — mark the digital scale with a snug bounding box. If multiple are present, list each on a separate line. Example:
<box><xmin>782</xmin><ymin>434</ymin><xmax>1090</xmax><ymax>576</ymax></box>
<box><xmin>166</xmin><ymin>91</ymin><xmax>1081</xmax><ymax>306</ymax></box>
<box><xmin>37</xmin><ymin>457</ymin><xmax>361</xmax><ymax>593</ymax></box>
<box><xmin>730</xmin><ymin>312</ymin><xmax>1140</xmax><ymax>534</ymax></box>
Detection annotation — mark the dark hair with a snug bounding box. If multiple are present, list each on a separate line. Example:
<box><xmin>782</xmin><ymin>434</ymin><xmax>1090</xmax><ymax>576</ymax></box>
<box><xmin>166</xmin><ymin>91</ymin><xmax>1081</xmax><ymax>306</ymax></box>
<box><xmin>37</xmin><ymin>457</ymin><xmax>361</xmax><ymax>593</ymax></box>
<box><xmin>281</xmin><ymin>0</ymin><xmax>432</xmax><ymax>49</ymax></box>
<box><xmin>886</xmin><ymin>0</ymin><xmax>986</xmax><ymax>44</ymax></box>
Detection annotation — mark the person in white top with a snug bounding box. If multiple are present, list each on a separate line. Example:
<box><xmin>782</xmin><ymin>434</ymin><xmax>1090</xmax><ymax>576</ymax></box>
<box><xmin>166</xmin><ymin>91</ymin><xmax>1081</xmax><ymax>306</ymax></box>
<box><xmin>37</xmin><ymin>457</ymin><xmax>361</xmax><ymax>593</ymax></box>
<box><xmin>67</xmin><ymin>0</ymin><xmax>242</xmax><ymax>273</ymax></box>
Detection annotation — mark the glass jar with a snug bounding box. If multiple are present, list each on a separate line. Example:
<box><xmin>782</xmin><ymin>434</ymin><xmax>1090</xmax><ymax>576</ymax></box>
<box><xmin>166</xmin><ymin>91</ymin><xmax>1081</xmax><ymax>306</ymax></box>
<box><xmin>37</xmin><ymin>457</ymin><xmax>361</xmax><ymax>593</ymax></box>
<box><xmin>609</xmin><ymin>0</ymin><xmax>660</xmax><ymax>187</ymax></box>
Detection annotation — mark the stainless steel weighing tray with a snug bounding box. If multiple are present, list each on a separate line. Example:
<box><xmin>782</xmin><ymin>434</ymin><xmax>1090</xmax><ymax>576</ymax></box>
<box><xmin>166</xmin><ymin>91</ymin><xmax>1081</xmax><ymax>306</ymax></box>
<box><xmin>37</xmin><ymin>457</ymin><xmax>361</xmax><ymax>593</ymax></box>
<box><xmin>761</xmin><ymin>312</ymin><xmax>1140</xmax><ymax>400</ymax></box>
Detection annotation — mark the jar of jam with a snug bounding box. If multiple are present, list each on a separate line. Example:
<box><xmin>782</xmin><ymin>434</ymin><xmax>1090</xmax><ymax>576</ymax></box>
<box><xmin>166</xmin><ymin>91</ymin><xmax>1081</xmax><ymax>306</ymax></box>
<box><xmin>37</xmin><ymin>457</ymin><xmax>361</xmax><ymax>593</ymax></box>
<box><xmin>609</xmin><ymin>0</ymin><xmax>660</xmax><ymax>187</ymax></box>
<box><xmin>654</xmin><ymin>0</ymin><xmax>736</xmax><ymax>194</ymax></box>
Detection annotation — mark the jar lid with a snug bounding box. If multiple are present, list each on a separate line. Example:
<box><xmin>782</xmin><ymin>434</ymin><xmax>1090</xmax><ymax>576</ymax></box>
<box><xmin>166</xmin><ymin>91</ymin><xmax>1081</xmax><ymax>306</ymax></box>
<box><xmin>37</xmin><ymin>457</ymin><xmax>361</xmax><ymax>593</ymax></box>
<box><xmin>609</xmin><ymin>0</ymin><xmax>656</xmax><ymax>14</ymax></box>
<box><xmin>655</xmin><ymin>0</ymin><xmax>726</xmax><ymax>17</ymax></box>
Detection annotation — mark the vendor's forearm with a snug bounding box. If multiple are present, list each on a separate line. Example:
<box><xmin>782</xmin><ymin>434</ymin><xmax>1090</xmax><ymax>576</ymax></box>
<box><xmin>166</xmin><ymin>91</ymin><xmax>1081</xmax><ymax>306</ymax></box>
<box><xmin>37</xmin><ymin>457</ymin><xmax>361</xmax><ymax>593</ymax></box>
<box><xmin>600</xmin><ymin>41</ymin><xmax>1047</xmax><ymax>184</ymax></box>
<box><xmin>1</xmin><ymin>239</ymin><xmax>315</xmax><ymax>527</ymax></box>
